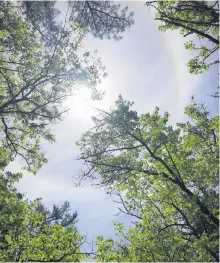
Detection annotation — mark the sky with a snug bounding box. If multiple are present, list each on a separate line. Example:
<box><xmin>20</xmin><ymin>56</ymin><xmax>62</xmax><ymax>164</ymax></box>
<box><xmin>13</xmin><ymin>1</ymin><xmax>219</xmax><ymax>246</ymax></box>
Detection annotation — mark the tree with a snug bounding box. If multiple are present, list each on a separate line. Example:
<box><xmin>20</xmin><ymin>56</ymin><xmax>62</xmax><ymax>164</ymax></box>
<box><xmin>0</xmin><ymin>172</ymin><xmax>90</xmax><ymax>262</ymax></box>
<box><xmin>77</xmin><ymin>96</ymin><xmax>219</xmax><ymax>261</ymax></box>
<box><xmin>0</xmin><ymin>2</ymin><xmax>102</xmax><ymax>173</ymax></box>
<box><xmin>145</xmin><ymin>1</ymin><xmax>219</xmax><ymax>74</ymax></box>
<box><xmin>0</xmin><ymin>2</ymin><xmax>134</xmax><ymax>259</ymax></box>
<box><xmin>68</xmin><ymin>1</ymin><xmax>134</xmax><ymax>40</ymax></box>
<box><xmin>17</xmin><ymin>1</ymin><xmax>134</xmax><ymax>42</ymax></box>
<box><xmin>0</xmin><ymin>1</ymin><xmax>134</xmax><ymax>173</ymax></box>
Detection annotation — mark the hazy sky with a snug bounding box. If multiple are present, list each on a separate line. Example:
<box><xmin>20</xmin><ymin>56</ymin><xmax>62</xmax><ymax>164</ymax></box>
<box><xmin>14</xmin><ymin>1</ymin><xmax>218</xmax><ymax>244</ymax></box>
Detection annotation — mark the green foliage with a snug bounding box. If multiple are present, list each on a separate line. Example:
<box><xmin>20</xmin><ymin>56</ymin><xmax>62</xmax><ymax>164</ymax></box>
<box><xmin>78</xmin><ymin>96</ymin><xmax>219</xmax><ymax>262</ymax></box>
<box><xmin>0</xmin><ymin>1</ymin><xmax>134</xmax><ymax>173</ymax></box>
<box><xmin>69</xmin><ymin>1</ymin><xmax>134</xmax><ymax>40</ymax></box>
<box><xmin>0</xmin><ymin>2</ymin><xmax>134</xmax><ymax>260</ymax></box>
<box><xmin>0</xmin><ymin>2</ymin><xmax>106</xmax><ymax>173</ymax></box>
<box><xmin>20</xmin><ymin>1</ymin><xmax>134</xmax><ymax>42</ymax></box>
<box><xmin>1</xmin><ymin>1</ymin><xmax>218</xmax><ymax>262</ymax></box>
<box><xmin>146</xmin><ymin>1</ymin><xmax>219</xmax><ymax>74</ymax></box>
<box><xmin>0</xmin><ymin>172</ymin><xmax>84</xmax><ymax>262</ymax></box>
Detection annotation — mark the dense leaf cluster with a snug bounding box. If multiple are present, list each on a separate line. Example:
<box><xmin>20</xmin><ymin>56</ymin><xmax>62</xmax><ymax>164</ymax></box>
<box><xmin>0</xmin><ymin>172</ymin><xmax>84</xmax><ymax>262</ymax></box>
<box><xmin>146</xmin><ymin>1</ymin><xmax>219</xmax><ymax>74</ymax></box>
<box><xmin>78</xmin><ymin>96</ymin><xmax>219</xmax><ymax>261</ymax></box>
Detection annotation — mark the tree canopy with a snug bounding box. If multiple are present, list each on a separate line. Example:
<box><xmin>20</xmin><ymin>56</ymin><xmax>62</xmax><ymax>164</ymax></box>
<box><xmin>0</xmin><ymin>2</ymin><xmax>134</xmax><ymax>261</ymax></box>
<box><xmin>0</xmin><ymin>1</ymin><xmax>133</xmax><ymax>173</ymax></box>
<box><xmin>0</xmin><ymin>172</ymin><xmax>87</xmax><ymax>262</ymax></box>
<box><xmin>19</xmin><ymin>1</ymin><xmax>134</xmax><ymax>41</ymax></box>
<box><xmin>69</xmin><ymin>1</ymin><xmax>134</xmax><ymax>40</ymax></box>
<box><xmin>77</xmin><ymin>96</ymin><xmax>219</xmax><ymax>261</ymax></box>
<box><xmin>0</xmin><ymin>1</ymin><xmax>219</xmax><ymax>262</ymax></box>
<box><xmin>145</xmin><ymin>1</ymin><xmax>219</xmax><ymax>74</ymax></box>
